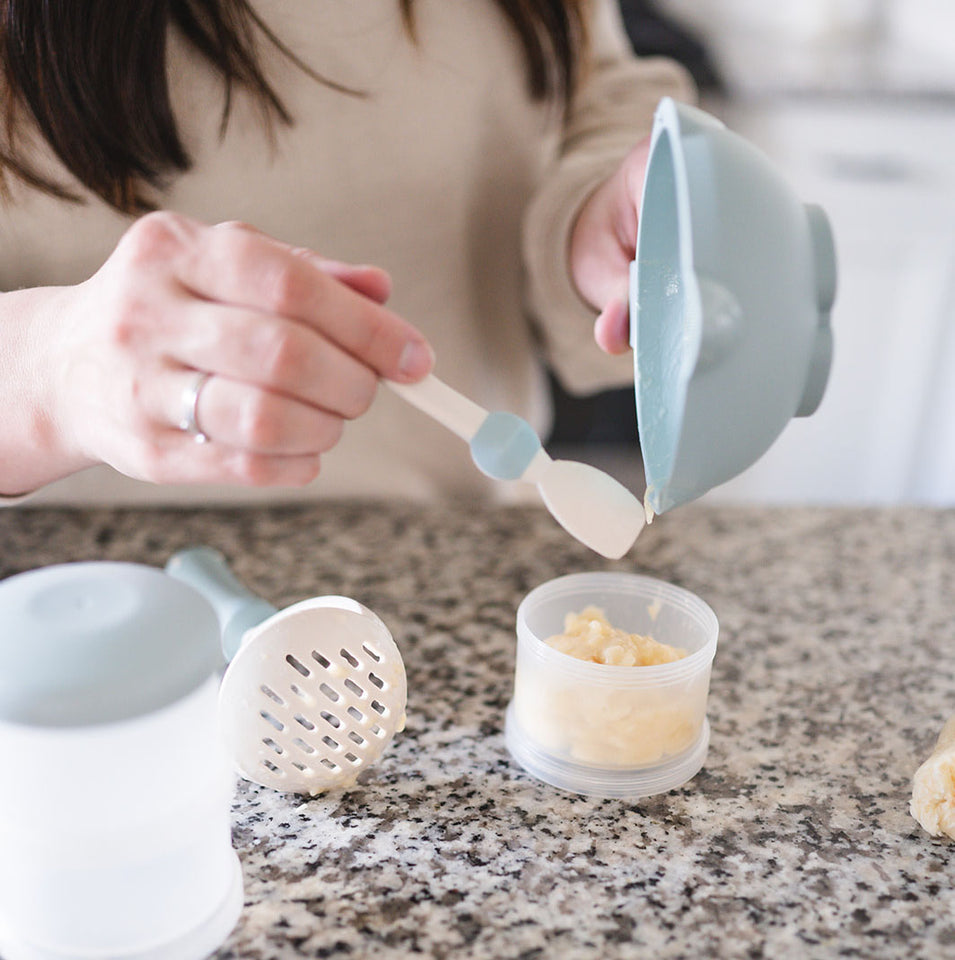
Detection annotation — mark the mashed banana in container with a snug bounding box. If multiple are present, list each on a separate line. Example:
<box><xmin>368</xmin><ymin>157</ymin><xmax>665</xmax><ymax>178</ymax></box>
<box><xmin>544</xmin><ymin>606</ymin><xmax>686</xmax><ymax>666</ymax></box>
<box><xmin>505</xmin><ymin>573</ymin><xmax>719</xmax><ymax>798</ymax></box>
<box><xmin>519</xmin><ymin>605</ymin><xmax>701</xmax><ymax>767</ymax></box>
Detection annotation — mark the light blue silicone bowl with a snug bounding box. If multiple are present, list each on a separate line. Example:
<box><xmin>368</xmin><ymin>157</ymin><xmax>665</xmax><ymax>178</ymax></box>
<box><xmin>631</xmin><ymin>97</ymin><xmax>836</xmax><ymax>514</ymax></box>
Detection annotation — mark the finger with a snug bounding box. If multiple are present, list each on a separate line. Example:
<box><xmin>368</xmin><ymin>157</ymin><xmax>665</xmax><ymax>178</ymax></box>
<box><xmin>143</xmin><ymin>433</ymin><xmax>326</xmax><ymax>488</ymax></box>
<box><xmin>176</xmin><ymin>220</ymin><xmax>432</xmax><ymax>381</ymax></box>
<box><xmin>593</xmin><ymin>299</ymin><xmax>632</xmax><ymax>355</ymax></box>
<box><xmin>157</xmin><ymin>299</ymin><xmax>380</xmax><ymax>419</ymax></box>
<box><xmin>204</xmin><ymin>222</ymin><xmax>393</xmax><ymax>303</ymax></box>
<box><xmin>195</xmin><ymin>371</ymin><xmax>348</xmax><ymax>454</ymax></box>
<box><xmin>156</xmin><ymin>368</ymin><xmax>349</xmax><ymax>454</ymax></box>
<box><xmin>302</xmin><ymin>256</ymin><xmax>392</xmax><ymax>304</ymax></box>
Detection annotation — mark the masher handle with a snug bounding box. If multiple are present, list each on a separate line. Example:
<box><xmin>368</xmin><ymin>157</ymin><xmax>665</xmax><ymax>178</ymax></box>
<box><xmin>166</xmin><ymin>546</ymin><xmax>277</xmax><ymax>661</ymax></box>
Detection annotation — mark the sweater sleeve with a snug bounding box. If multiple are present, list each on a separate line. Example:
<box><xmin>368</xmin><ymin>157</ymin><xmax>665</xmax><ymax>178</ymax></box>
<box><xmin>521</xmin><ymin>0</ymin><xmax>696</xmax><ymax>395</ymax></box>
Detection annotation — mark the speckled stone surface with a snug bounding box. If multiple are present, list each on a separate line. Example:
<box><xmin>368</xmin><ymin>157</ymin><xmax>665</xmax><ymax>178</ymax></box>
<box><xmin>2</xmin><ymin>502</ymin><xmax>954</xmax><ymax>959</ymax></box>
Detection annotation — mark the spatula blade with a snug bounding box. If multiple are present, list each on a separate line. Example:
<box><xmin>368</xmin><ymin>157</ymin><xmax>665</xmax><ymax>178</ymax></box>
<box><xmin>536</xmin><ymin>459</ymin><xmax>645</xmax><ymax>559</ymax></box>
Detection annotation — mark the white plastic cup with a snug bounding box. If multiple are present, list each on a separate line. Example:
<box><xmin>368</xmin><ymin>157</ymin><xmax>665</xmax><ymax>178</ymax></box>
<box><xmin>505</xmin><ymin>572</ymin><xmax>719</xmax><ymax>798</ymax></box>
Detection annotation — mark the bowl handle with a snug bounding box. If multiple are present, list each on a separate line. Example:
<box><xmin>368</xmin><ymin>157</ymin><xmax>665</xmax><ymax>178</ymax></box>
<box><xmin>796</xmin><ymin>204</ymin><xmax>837</xmax><ymax>417</ymax></box>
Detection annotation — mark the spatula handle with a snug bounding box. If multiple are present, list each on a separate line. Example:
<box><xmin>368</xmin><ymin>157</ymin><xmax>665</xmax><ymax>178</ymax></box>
<box><xmin>384</xmin><ymin>374</ymin><xmax>487</xmax><ymax>441</ymax></box>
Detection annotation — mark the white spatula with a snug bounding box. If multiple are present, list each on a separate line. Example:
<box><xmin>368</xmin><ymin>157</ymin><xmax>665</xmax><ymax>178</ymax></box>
<box><xmin>386</xmin><ymin>374</ymin><xmax>645</xmax><ymax>559</ymax></box>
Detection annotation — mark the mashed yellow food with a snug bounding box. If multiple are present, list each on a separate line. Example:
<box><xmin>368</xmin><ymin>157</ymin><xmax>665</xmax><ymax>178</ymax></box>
<box><xmin>544</xmin><ymin>606</ymin><xmax>686</xmax><ymax>666</ymax></box>
<box><xmin>911</xmin><ymin>715</ymin><xmax>955</xmax><ymax>841</ymax></box>
<box><xmin>512</xmin><ymin>606</ymin><xmax>703</xmax><ymax>767</ymax></box>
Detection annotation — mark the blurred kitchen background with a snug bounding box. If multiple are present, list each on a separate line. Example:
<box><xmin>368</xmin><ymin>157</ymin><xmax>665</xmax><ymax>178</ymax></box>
<box><xmin>547</xmin><ymin>0</ymin><xmax>955</xmax><ymax>506</ymax></box>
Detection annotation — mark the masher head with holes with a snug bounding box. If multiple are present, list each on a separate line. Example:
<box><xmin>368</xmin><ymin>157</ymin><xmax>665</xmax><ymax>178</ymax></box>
<box><xmin>217</xmin><ymin>595</ymin><xmax>407</xmax><ymax>795</ymax></box>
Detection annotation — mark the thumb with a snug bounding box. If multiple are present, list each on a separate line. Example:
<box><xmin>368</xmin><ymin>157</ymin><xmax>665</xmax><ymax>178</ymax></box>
<box><xmin>593</xmin><ymin>298</ymin><xmax>632</xmax><ymax>355</ymax></box>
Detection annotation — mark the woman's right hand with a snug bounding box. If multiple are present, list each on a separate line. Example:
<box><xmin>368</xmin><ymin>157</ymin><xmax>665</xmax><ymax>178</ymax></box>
<box><xmin>2</xmin><ymin>212</ymin><xmax>433</xmax><ymax>495</ymax></box>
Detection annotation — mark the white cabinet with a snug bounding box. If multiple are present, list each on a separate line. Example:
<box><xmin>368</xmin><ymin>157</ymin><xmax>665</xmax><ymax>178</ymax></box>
<box><xmin>703</xmin><ymin>98</ymin><xmax>955</xmax><ymax>505</ymax></box>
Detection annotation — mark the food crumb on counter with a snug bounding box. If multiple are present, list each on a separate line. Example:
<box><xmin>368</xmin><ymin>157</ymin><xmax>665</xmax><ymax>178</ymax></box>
<box><xmin>911</xmin><ymin>714</ymin><xmax>955</xmax><ymax>841</ymax></box>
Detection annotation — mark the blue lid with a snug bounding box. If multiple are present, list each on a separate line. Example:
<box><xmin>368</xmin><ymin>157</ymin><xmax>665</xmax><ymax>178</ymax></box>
<box><xmin>0</xmin><ymin>562</ymin><xmax>222</xmax><ymax>727</ymax></box>
<box><xmin>631</xmin><ymin>98</ymin><xmax>835</xmax><ymax>513</ymax></box>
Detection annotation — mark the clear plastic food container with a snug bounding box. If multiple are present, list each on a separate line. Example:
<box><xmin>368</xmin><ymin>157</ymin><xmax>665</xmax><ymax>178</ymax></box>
<box><xmin>505</xmin><ymin>572</ymin><xmax>718</xmax><ymax>798</ymax></box>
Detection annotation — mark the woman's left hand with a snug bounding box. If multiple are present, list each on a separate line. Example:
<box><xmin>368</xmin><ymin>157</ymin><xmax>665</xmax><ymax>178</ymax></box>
<box><xmin>568</xmin><ymin>136</ymin><xmax>651</xmax><ymax>356</ymax></box>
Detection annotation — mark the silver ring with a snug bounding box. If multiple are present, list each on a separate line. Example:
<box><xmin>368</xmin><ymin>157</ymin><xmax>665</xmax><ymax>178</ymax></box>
<box><xmin>178</xmin><ymin>371</ymin><xmax>212</xmax><ymax>444</ymax></box>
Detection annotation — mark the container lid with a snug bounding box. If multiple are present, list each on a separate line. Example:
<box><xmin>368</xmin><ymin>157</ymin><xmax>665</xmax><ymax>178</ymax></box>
<box><xmin>0</xmin><ymin>562</ymin><xmax>222</xmax><ymax>727</ymax></box>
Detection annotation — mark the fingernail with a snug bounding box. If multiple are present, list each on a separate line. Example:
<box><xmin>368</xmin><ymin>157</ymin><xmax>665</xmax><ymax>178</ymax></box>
<box><xmin>398</xmin><ymin>339</ymin><xmax>435</xmax><ymax>378</ymax></box>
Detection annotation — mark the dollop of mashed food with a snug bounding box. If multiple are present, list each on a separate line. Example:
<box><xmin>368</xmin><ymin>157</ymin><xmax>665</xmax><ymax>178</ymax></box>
<box><xmin>515</xmin><ymin>606</ymin><xmax>702</xmax><ymax>766</ymax></box>
<box><xmin>544</xmin><ymin>606</ymin><xmax>686</xmax><ymax>666</ymax></box>
<box><xmin>911</xmin><ymin>714</ymin><xmax>955</xmax><ymax>841</ymax></box>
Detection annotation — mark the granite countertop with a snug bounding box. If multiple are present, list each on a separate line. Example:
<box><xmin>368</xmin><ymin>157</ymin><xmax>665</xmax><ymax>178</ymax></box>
<box><xmin>2</xmin><ymin>501</ymin><xmax>954</xmax><ymax>958</ymax></box>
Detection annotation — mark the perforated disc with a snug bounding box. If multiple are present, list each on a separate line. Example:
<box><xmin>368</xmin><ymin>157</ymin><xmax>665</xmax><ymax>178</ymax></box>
<box><xmin>218</xmin><ymin>596</ymin><xmax>406</xmax><ymax>795</ymax></box>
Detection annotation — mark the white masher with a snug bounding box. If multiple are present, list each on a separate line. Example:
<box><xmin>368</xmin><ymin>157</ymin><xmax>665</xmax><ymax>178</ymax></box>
<box><xmin>166</xmin><ymin>547</ymin><xmax>406</xmax><ymax>796</ymax></box>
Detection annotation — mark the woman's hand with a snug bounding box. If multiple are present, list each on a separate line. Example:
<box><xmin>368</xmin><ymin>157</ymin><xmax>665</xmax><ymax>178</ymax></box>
<box><xmin>2</xmin><ymin>212</ymin><xmax>433</xmax><ymax>494</ymax></box>
<box><xmin>569</xmin><ymin>136</ymin><xmax>651</xmax><ymax>356</ymax></box>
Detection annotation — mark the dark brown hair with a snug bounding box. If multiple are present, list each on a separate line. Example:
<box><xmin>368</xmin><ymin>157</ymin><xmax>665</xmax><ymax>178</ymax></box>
<box><xmin>0</xmin><ymin>0</ymin><xmax>588</xmax><ymax>213</ymax></box>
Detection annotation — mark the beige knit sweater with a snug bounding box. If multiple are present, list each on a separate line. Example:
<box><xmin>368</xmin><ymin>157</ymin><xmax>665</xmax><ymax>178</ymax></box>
<box><xmin>1</xmin><ymin>0</ymin><xmax>692</xmax><ymax>505</ymax></box>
